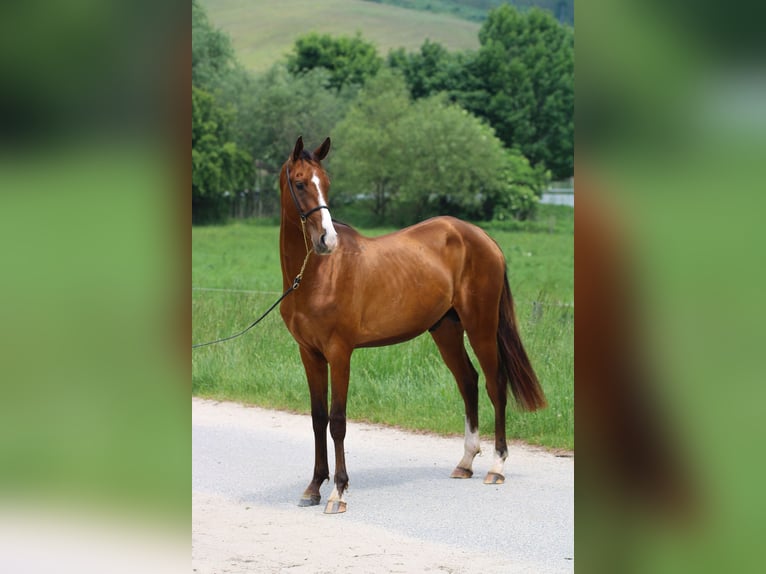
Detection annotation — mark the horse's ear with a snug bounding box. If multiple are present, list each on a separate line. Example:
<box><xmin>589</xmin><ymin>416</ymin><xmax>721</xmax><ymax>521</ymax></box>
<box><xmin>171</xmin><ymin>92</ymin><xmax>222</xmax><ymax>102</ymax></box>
<box><xmin>314</xmin><ymin>137</ymin><xmax>331</xmax><ymax>161</ymax></box>
<box><xmin>292</xmin><ymin>136</ymin><xmax>304</xmax><ymax>162</ymax></box>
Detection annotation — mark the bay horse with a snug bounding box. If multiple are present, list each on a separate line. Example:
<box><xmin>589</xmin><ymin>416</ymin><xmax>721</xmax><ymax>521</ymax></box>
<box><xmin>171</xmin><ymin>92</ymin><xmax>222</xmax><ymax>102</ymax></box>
<box><xmin>279</xmin><ymin>136</ymin><xmax>546</xmax><ymax>514</ymax></box>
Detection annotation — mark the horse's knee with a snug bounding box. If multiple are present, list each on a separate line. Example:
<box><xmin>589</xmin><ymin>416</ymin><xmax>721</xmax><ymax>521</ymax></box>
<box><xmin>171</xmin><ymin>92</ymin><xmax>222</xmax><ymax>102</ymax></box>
<box><xmin>311</xmin><ymin>408</ymin><xmax>328</xmax><ymax>434</ymax></box>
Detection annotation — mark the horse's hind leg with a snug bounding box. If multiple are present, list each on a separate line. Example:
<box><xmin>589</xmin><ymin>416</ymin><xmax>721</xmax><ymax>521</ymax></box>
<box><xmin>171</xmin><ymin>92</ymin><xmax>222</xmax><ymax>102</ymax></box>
<box><xmin>430</xmin><ymin>317</ymin><xmax>481</xmax><ymax>478</ymax></box>
<box><xmin>464</xmin><ymin>325</ymin><xmax>509</xmax><ymax>485</ymax></box>
<box><xmin>459</xmin><ymin>295</ymin><xmax>510</xmax><ymax>485</ymax></box>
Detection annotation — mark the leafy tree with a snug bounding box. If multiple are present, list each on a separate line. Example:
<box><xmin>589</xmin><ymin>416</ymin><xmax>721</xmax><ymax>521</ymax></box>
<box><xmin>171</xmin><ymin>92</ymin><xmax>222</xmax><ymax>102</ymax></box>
<box><xmin>287</xmin><ymin>32</ymin><xmax>383</xmax><ymax>91</ymax></box>
<box><xmin>472</xmin><ymin>5</ymin><xmax>574</xmax><ymax>179</ymax></box>
<box><xmin>389</xmin><ymin>7</ymin><xmax>573</xmax><ymax>179</ymax></box>
<box><xmin>329</xmin><ymin>70</ymin><xmax>412</xmax><ymax>221</ymax></box>
<box><xmin>192</xmin><ymin>0</ymin><xmax>235</xmax><ymax>90</ymax></box>
<box><xmin>396</xmin><ymin>95</ymin><xmax>546</xmax><ymax>222</ymax></box>
<box><xmin>224</xmin><ymin>64</ymin><xmax>352</xmax><ymax>175</ymax></box>
<box><xmin>208</xmin><ymin>64</ymin><xmax>352</xmax><ymax>216</ymax></box>
<box><xmin>387</xmin><ymin>40</ymin><xmax>473</xmax><ymax>101</ymax></box>
<box><xmin>330</xmin><ymin>71</ymin><xmax>546</xmax><ymax>225</ymax></box>
<box><xmin>192</xmin><ymin>0</ymin><xmax>253</xmax><ymax>223</ymax></box>
<box><xmin>192</xmin><ymin>86</ymin><xmax>252</xmax><ymax>223</ymax></box>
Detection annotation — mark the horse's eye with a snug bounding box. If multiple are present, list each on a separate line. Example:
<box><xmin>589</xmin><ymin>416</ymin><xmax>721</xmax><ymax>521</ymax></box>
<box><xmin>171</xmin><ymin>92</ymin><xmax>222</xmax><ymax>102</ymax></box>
<box><xmin>296</xmin><ymin>181</ymin><xmax>305</xmax><ymax>191</ymax></box>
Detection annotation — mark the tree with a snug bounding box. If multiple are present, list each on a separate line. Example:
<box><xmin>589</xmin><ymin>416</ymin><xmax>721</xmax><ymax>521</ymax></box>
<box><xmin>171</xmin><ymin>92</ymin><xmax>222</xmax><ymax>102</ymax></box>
<box><xmin>192</xmin><ymin>0</ymin><xmax>235</xmax><ymax>91</ymax></box>
<box><xmin>192</xmin><ymin>86</ymin><xmax>252</xmax><ymax>224</ymax></box>
<box><xmin>208</xmin><ymin>64</ymin><xmax>351</xmax><ymax>216</ymax></box>
<box><xmin>330</xmin><ymin>71</ymin><xmax>547</xmax><ymax>225</ymax></box>
<box><xmin>387</xmin><ymin>40</ymin><xmax>470</xmax><ymax>101</ymax></box>
<box><xmin>396</xmin><ymin>95</ymin><xmax>547</xmax><ymax>222</ymax></box>
<box><xmin>223</xmin><ymin>63</ymin><xmax>352</xmax><ymax>178</ymax></box>
<box><xmin>472</xmin><ymin>5</ymin><xmax>574</xmax><ymax>179</ymax></box>
<box><xmin>287</xmin><ymin>32</ymin><xmax>383</xmax><ymax>91</ymax></box>
<box><xmin>389</xmin><ymin>8</ymin><xmax>573</xmax><ymax>179</ymax></box>
<box><xmin>192</xmin><ymin>0</ymin><xmax>253</xmax><ymax>223</ymax></box>
<box><xmin>329</xmin><ymin>70</ymin><xmax>412</xmax><ymax>221</ymax></box>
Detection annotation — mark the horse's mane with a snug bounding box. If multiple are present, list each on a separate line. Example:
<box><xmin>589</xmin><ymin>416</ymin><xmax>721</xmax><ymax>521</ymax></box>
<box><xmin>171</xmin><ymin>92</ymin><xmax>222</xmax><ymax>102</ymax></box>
<box><xmin>331</xmin><ymin>218</ymin><xmax>359</xmax><ymax>235</ymax></box>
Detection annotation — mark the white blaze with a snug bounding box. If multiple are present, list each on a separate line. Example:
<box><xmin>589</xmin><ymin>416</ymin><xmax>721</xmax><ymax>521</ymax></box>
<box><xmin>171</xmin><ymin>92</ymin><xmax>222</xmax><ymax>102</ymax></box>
<box><xmin>312</xmin><ymin>172</ymin><xmax>338</xmax><ymax>251</ymax></box>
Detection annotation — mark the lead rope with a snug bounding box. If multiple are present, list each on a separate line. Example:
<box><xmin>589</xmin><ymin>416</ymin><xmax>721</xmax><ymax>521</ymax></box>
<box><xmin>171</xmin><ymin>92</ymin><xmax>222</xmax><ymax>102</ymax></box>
<box><xmin>192</xmin><ymin>218</ymin><xmax>312</xmax><ymax>349</ymax></box>
<box><xmin>296</xmin><ymin>217</ymin><xmax>312</xmax><ymax>287</ymax></box>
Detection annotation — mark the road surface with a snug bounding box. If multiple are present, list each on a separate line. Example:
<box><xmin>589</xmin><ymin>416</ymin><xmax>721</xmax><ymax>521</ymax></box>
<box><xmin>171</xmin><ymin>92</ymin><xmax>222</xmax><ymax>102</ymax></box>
<box><xmin>192</xmin><ymin>398</ymin><xmax>573</xmax><ymax>573</ymax></box>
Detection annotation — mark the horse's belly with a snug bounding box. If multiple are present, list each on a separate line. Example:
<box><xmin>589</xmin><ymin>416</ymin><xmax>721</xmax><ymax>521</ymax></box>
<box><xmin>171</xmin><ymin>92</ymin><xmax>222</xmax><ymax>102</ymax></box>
<box><xmin>354</xmin><ymin>323</ymin><xmax>432</xmax><ymax>348</ymax></box>
<box><xmin>354</xmin><ymin>298</ymin><xmax>449</xmax><ymax>348</ymax></box>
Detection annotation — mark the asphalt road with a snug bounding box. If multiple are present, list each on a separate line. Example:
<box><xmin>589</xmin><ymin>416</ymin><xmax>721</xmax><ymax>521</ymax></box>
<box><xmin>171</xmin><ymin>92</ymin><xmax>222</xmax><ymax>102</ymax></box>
<box><xmin>192</xmin><ymin>398</ymin><xmax>574</xmax><ymax>573</ymax></box>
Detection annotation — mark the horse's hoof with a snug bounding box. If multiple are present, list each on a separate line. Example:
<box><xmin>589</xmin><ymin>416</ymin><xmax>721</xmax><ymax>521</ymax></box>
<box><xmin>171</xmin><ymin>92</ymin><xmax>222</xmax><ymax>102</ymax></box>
<box><xmin>484</xmin><ymin>472</ymin><xmax>505</xmax><ymax>485</ymax></box>
<box><xmin>298</xmin><ymin>494</ymin><xmax>321</xmax><ymax>507</ymax></box>
<box><xmin>323</xmin><ymin>499</ymin><xmax>347</xmax><ymax>514</ymax></box>
<box><xmin>450</xmin><ymin>466</ymin><xmax>473</xmax><ymax>479</ymax></box>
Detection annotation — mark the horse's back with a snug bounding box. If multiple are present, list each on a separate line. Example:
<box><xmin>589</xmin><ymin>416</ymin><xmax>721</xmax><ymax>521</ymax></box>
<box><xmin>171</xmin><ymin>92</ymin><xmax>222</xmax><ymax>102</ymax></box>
<box><xmin>375</xmin><ymin>215</ymin><xmax>495</xmax><ymax>248</ymax></box>
<box><xmin>363</xmin><ymin>215</ymin><xmax>506</xmax><ymax>305</ymax></box>
<box><xmin>393</xmin><ymin>216</ymin><xmax>505</xmax><ymax>275</ymax></box>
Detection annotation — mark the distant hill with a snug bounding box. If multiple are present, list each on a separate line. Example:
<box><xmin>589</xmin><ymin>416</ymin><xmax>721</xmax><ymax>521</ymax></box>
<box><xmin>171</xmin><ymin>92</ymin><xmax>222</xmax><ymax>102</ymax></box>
<box><xmin>362</xmin><ymin>0</ymin><xmax>574</xmax><ymax>26</ymax></box>
<box><xmin>200</xmin><ymin>0</ymin><xmax>481</xmax><ymax>73</ymax></box>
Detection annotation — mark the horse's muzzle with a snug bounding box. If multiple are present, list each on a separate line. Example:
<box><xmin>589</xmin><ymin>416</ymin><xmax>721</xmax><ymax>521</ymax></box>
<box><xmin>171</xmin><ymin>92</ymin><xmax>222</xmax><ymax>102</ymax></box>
<box><xmin>315</xmin><ymin>233</ymin><xmax>337</xmax><ymax>255</ymax></box>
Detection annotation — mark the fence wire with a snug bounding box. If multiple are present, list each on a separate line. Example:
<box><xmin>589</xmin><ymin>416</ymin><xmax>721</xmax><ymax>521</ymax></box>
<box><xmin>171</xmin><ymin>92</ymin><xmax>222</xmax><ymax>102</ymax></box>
<box><xmin>192</xmin><ymin>286</ymin><xmax>573</xmax><ymax>307</ymax></box>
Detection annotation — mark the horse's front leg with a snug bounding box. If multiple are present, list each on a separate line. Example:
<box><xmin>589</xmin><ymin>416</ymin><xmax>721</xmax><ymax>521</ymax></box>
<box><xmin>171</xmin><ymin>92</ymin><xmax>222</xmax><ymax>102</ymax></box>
<box><xmin>298</xmin><ymin>347</ymin><xmax>329</xmax><ymax>507</ymax></box>
<box><xmin>325</xmin><ymin>347</ymin><xmax>352</xmax><ymax>514</ymax></box>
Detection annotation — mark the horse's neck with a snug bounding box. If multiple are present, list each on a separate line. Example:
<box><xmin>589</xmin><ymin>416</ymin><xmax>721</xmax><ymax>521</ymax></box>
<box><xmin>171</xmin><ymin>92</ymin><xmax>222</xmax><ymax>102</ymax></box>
<box><xmin>279</xmin><ymin>214</ymin><xmax>310</xmax><ymax>287</ymax></box>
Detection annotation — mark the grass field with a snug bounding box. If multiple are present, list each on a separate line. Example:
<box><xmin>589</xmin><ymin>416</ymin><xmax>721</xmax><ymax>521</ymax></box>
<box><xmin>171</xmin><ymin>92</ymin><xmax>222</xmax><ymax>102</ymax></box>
<box><xmin>200</xmin><ymin>0</ymin><xmax>481</xmax><ymax>73</ymax></box>
<box><xmin>192</xmin><ymin>206</ymin><xmax>573</xmax><ymax>450</ymax></box>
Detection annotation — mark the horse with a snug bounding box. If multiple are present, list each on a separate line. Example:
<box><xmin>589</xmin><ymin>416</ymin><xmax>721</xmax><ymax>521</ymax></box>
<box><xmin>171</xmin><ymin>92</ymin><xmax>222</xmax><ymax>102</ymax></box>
<box><xmin>278</xmin><ymin>136</ymin><xmax>546</xmax><ymax>514</ymax></box>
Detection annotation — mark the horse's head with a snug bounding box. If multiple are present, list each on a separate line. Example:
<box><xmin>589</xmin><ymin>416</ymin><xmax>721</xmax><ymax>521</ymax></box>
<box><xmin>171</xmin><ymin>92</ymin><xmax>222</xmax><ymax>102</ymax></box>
<box><xmin>282</xmin><ymin>136</ymin><xmax>338</xmax><ymax>255</ymax></box>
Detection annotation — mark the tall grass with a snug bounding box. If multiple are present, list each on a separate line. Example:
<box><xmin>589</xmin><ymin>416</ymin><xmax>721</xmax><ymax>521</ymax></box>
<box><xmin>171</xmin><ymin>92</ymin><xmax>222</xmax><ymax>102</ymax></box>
<box><xmin>192</xmin><ymin>211</ymin><xmax>573</xmax><ymax>449</ymax></box>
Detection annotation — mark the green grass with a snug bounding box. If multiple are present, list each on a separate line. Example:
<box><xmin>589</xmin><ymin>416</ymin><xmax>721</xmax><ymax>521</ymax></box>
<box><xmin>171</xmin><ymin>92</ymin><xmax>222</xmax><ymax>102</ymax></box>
<box><xmin>201</xmin><ymin>0</ymin><xmax>481</xmax><ymax>73</ymax></box>
<box><xmin>192</xmin><ymin>212</ymin><xmax>573</xmax><ymax>449</ymax></box>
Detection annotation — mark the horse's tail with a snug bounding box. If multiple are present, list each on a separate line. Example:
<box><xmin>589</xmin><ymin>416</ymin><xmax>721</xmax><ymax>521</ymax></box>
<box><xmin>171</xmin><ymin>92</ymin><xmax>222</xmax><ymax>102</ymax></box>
<box><xmin>497</xmin><ymin>272</ymin><xmax>547</xmax><ymax>411</ymax></box>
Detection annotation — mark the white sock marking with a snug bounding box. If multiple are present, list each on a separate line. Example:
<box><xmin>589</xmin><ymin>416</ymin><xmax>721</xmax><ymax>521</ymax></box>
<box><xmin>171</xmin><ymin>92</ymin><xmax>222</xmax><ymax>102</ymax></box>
<box><xmin>328</xmin><ymin>485</ymin><xmax>344</xmax><ymax>502</ymax></box>
<box><xmin>457</xmin><ymin>417</ymin><xmax>481</xmax><ymax>471</ymax></box>
<box><xmin>489</xmin><ymin>449</ymin><xmax>508</xmax><ymax>476</ymax></box>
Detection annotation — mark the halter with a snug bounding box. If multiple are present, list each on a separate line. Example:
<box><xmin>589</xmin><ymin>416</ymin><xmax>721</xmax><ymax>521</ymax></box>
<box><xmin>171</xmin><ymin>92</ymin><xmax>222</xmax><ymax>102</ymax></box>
<box><xmin>285</xmin><ymin>164</ymin><xmax>331</xmax><ymax>222</ymax></box>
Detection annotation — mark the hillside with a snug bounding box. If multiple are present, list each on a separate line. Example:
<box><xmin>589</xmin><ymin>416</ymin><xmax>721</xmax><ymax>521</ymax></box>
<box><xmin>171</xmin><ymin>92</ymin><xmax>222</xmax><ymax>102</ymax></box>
<box><xmin>362</xmin><ymin>0</ymin><xmax>574</xmax><ymax>26</ymax></box>
<box><xmin>200</xmin><ymin>0</ymin><xmax>481</xmax><ymax>73</ymax></box>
